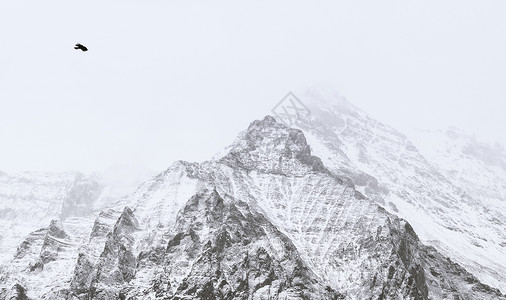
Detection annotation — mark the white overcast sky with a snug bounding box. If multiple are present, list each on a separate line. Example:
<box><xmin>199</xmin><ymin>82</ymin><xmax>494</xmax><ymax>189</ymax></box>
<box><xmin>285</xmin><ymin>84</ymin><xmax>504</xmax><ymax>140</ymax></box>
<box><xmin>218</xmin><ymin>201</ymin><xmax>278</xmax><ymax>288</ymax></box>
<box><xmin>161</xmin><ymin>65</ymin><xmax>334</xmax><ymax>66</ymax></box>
<box><xmin>1</xmin><ymin>1</ymin><xmax>505</xmax><ymax>174</ymax></box>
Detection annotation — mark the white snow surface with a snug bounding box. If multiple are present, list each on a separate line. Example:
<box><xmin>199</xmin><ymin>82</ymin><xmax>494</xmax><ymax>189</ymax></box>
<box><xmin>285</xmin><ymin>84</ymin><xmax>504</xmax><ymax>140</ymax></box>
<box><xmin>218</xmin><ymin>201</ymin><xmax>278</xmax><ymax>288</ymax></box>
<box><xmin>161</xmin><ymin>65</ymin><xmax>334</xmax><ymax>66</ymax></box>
<box><xmin>0</xmin><ymin>171</ymin><xmax>79</xmax><ymax>265</ymax></box>
<box><xmin>285</xmin><ymin>88</ymin><xmax>506</xmax><ymax>292</ymax></box>
<box><xmin>1</xmin><ymin>89</ymin><xmax>505</xmax><ymax>297</ymax></box>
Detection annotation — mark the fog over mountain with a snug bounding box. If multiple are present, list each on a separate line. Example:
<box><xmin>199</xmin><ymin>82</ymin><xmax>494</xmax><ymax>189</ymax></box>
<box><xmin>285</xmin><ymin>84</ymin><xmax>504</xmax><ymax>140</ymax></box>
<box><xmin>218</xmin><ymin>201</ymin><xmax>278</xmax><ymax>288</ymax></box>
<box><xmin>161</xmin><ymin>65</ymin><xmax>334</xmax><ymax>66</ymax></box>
<box><xmin>1</xmin><ymin>1</ymin><xmax>506</xmax><ymax>173</ymax></box>
<box><xmin>1</xmin><ymin>1</ymin><xmax>505</xmax><ymax>299</ymax></box>
<box><xmin>1</xmin><ymin>90</ymin><xmax>505</xmax><ymax>299</ymax></box>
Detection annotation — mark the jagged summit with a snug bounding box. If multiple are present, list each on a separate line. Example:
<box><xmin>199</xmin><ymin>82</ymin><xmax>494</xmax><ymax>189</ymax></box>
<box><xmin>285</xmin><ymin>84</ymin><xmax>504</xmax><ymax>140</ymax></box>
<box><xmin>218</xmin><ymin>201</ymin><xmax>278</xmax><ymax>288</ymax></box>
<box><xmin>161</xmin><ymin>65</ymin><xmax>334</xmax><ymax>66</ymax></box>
<box><xmin>284</xmin><ymin>88</ymin><xmax>506</xmax><ymax>292</ymax></box>
<box><xmin>251</xmin><ymin>114</ymin><xmax>277</xmax><ymax>125</ymax></box>
<box><xmin>1</xmin><ymin>112</ymin><xmax>505</xmax><ymax>299</ymax></box>
<box><xmin>220</xmin><ymin>115</ymin><xmax>330</xmax><ymax>177</ymax></box>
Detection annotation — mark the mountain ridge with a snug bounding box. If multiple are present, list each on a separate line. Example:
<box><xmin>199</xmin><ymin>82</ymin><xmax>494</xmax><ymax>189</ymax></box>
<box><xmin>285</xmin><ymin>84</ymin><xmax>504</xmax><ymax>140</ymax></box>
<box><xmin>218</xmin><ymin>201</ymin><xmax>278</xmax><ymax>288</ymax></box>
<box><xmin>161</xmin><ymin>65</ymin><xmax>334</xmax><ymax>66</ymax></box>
<box><xmin>1</xmin><ymin>90</ymin><xmax>506</xmax><ymax>299</ymax></box>
<box><xmin>288</xmin><ymin>89</ymin><xmax>506</xmax><ymax>292</ymax></box>
<box><xmin>2</xmin><ymin>115</ymin><xmax>504</xmax><ymax>299</ymax></box>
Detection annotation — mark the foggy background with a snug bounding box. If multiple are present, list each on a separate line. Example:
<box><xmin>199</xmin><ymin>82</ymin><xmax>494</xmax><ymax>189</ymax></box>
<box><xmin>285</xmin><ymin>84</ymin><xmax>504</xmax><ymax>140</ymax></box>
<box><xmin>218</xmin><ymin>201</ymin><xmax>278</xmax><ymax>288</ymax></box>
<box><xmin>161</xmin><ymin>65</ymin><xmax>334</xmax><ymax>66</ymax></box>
<box><xmin>1</xmin><ymin>0</ymin><xmax>505</xmax><ymax>174</ymax></box>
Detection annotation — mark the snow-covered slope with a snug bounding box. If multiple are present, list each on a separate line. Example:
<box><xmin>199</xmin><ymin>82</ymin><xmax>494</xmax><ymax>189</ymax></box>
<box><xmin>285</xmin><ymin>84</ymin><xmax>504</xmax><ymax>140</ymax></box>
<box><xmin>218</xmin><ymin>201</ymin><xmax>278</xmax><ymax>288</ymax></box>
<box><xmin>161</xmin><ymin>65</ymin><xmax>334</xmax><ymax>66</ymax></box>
<box><xmin>407</xmin><ymin>127</ymin><xmax>506</xmax><ymax>223</ymax></box>
<box><xmin>0</xmin><ymin>172</ymin><xmax>104</xmax><ymax>265</ymax></box>
<box><xmin>0</xmin><ymin>166</ymin><xmax>154</xmax><ymax>267</ymax></box>
<box><xmin>2</xmin><ymin>116</ymin><xmax>503</xmax><ymax>299</ymax></box>
<box><xmin>288</xmin><ymin>89</ymin><xmax>506</xmax><ymax>292</ymax></box>
<box><xmin>0</xmin><ymin>163</ymin><xmax>159</xmax><ymax>298</ymax></box>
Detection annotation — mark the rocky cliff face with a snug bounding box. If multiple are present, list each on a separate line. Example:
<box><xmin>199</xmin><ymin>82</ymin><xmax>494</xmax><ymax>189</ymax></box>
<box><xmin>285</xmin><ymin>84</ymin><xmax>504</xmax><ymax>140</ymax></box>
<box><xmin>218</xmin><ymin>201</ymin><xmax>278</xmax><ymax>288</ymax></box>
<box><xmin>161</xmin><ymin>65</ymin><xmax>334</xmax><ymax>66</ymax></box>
<box><xmin>286</xmin><ymin>89</ymin><xmax>506</xmax><ymax>292</ymax></box>
<box><xmin>1</xmin><ymin>116</ymin><xmax>504</xmax><ymax>299</ymax></box>
<box><xmin>0</xmin><ymin>172</ymin><xmax>104</xmax><ymax>265</ymax></box>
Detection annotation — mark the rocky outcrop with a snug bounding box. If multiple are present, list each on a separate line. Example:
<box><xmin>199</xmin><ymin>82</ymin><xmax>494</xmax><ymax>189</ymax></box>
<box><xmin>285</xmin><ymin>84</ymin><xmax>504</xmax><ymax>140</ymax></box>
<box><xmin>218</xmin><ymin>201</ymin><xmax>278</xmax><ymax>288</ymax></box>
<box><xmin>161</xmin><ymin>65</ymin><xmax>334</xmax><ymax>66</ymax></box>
<box><xmin>40</xmin><ymin>220</ymin><xmax>70</xmax><ymax>265</ymax></box>
<box><xmin>89</xmin><ymin>207</ymin><xmax>139</xmax><ymax>299</ymax></box>
<box><xmin>0</xmin><ymin>171</ymin><xmax>104</xmax><ymax>267</ymax></box>
<box><xmin>421</xmin><ymin>245</ymin><xmax>505</xmax><ymax>299</ymax></box>
<box><xmin>150</xmin><ymin>189</ymin><xmax>341</xmax><ymax>299</ymax></box>
<box><xmin>69</xmin><ymin>188</ymin><xmax>342</xmax><ymax>299</ymax></box>
<box><xmin>287</xmin><ymin>89</ymin><xmax>506</xmax><ymax>292</ymax></box>
<box><xmin>0</xmin><ymin>284</ymin><xmax>29</xmax><ymax>300</ymax></box>
<box><xmin>2</xmin><ymin>116</ymin><xmax>505</xmax><ymax>299</ymax></box>
<box><xmin>221</xmin><ymin>116</ymin><xmax>331</xmax><ymax>178</ymax></box>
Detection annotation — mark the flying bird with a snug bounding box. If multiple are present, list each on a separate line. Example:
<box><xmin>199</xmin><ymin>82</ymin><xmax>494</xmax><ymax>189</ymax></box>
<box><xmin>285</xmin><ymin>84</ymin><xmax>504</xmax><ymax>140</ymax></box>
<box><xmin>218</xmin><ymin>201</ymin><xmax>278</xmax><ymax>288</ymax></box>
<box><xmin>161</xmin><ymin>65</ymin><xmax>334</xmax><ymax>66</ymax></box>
<box><xmin>74</xmin><ymin>43</ymin><xmax>88</xmax><ymax>52</ymax></box>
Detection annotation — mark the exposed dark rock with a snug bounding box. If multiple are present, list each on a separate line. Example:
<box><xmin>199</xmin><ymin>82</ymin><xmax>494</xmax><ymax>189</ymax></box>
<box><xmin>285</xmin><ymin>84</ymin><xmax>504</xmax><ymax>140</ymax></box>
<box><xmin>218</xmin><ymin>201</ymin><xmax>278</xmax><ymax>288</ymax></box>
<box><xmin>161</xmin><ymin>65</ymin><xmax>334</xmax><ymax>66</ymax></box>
<box><xmin>1</xmin><ymin>284</ymin><xmax>30</xmax><ymax>300</ymax></box>
<box><xmin>40</xmin><ymin>220</ymin><xmax>70</xmax><ymax>264</ymax></box>
<box><xmin>14</xmin><ymin>228</ymin><xmax>47</xmax><ymax>260</ymax></box>
<box><xmin>13</xmin><ymin>116</ymin><xmax>503</xmax><ymax>300</ymax></box>
<box><xmin>421</xmin><ymin>245</ymin><xmax>505</xmax><ymax>299</ymax></box>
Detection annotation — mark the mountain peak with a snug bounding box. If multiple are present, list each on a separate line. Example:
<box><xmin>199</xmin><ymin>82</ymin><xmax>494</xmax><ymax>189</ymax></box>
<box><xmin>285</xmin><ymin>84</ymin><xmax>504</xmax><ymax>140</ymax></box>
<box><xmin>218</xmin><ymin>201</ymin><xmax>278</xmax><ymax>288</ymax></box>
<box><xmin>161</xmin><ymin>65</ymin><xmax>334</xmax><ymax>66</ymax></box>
<box><xmin>248</xmin><ymin>115</ymin><xmax>278</xmax><ymax>127</ymax></box>
<box><xmin>220</xmin><ymin>116</ymin><xmax>328</xmax><ymax>176</ymax></box>
<box><xmin>4</xmin><ymin>108</ymin><xmax>505</xmax><ymax>299</ymax></box>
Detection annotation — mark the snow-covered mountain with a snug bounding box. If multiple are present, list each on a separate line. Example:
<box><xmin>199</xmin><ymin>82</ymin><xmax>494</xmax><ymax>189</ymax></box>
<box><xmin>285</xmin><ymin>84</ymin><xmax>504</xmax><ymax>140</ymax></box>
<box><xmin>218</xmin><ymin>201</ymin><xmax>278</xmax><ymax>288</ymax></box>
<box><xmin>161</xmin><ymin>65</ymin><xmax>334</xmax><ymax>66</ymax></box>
<box><xmin>0</xmin><ymin>172</ymin><xmax>103</xmax><ymax>265</ymax></box>
<box><xmin>288</xmin><ymin>89</ymin><xmax>506</xmax><ymax>292</ymax></box>
<box><xmin>1</xmin><ymin>115</ymin><xmax>504</xmax><ymax>299</ymax></box>
<box><xmin>0</xmin><ymin>167</ymin><xmax>151</xmax><ymax>266</ymax></box>
<box><xmin>407</xmin><ymin>126</ymin><xmax>506</xmax><ymax>224</ymax></box>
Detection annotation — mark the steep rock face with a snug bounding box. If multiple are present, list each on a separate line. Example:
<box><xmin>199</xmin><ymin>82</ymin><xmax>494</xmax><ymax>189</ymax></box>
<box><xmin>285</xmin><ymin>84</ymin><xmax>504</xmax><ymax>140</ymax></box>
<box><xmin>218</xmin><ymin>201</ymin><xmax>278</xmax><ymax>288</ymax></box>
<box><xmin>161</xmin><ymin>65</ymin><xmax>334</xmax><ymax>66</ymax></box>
<box><xmin>0</xmin><ymin>172</ymin><xmax>104</xmax><ymax>265</ymax></box>
<box><xmin>211</xmin><ymin>117</ymin><xmax>504</xmax><ymax>299</ymax></box>
<box><xmin>69</xmin><ymin>209</ymin><xmax>124</xmax><ymax>298</ymax></box>
<box><xmin>76</xmin><ymin>189</ymin><xmax>341</xmax><ymax>299</ymax></box>
<box><xmin>90</xmin><ymin>206</ymin><xmax>139</xmax><ymax>299</ymax></box>
<box><xmin>164</xmin><ymin>189</ymin><xmax>340</xmax><ymax>300</ymax></box>
<box><xmin>0</xmin><ymin>216</ymin><xmax>98</xmax><ymax>300</ymax></box>
<box><xmin>68</xmin><ymin>163</ymin><xmax>202</xmax><ymax>299</ymax></box>
<box><xmin>222</xmin><ymin>116</ymin><xmax>330</xmax><ymax>177</ymax></box>
<box><xmin>285</xmin><ymin>89</ymin><xmax>506</xmax><ymax>292</ymax></box>
<box><xmin>214</xmin><ymin>117</ymin><xmax>428</xmax><ymax>299</ymax></box>
<box><xmin>58</xmin><ymin>117</ymin><xmax>502</xmax><ymax>299</ymax></box>
<box><xmin>0</xmin><ymin>170</ymin><xmax>142</xmax><ymax>299</ymax></box>
<box><xmin>2</xmin><ymin>116</ymin><xmax>505</xmax><ymax>299</ymax></box>
<box><xmin>40</xmin><ymin>220</ymin><xmax>71</xmax><ymax>265</ymax></box>
<box><xmin>421</xmin><ymin>245</ymin><xmax>504</xmax><ymax>300</ymax></box>
<box><xmin>0</xmin><ymin>284</ymin><xmax>29</xmax><ymax>300</ymax></box>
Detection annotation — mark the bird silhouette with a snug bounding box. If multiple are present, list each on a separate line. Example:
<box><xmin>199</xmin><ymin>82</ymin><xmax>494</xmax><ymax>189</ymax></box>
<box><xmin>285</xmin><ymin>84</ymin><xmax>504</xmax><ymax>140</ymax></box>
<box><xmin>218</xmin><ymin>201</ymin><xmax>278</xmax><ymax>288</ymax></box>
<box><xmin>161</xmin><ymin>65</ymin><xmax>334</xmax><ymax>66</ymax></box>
<box><xmin>74</xmin><ymin>43</ymin><xmax>88</xmax><ymax>52</ymax></box>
